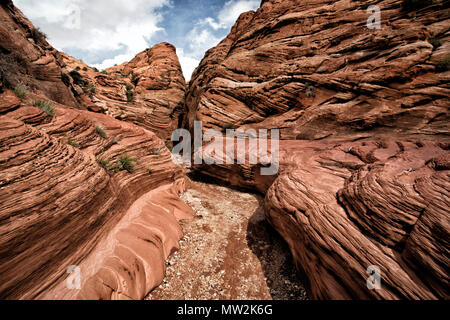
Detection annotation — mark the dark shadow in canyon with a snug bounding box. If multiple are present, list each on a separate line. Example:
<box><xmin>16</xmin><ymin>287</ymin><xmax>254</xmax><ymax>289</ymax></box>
<box><xmin>246</xmin><ymin>202</ymin><xmax>309</xmax><ymax>300</ymax></box>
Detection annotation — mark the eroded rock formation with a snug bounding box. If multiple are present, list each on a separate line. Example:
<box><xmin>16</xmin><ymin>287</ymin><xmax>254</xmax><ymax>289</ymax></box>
<box><xmin>60</xmin><ymin>42</ymin><xmax>186</xmax><ymax>142</ymax></box>
<box><xmin>187</xmin><ymin>0</ymin><xmax>450</xmax><ymax>299</ymax></box>
<box><xmin>0</xmin><ymin>1</ymin><xmax>192</xmax><ymax>300</ymax></box>
<box><xmin>0</xmin><ymin>89</ymin><xmax>194</xmax><ymax>299</ymax></box>
<box><xmin>0</xmin><ymin>1</ymin><xmax>79</xmax><ymax>107</ymax></box>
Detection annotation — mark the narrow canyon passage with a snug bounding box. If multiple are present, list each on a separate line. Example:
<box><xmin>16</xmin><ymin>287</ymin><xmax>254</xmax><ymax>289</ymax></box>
<box><xmin>146</xmin><ymin>179</ymin><xmax>308</xmax><ymax>300</ymax></box>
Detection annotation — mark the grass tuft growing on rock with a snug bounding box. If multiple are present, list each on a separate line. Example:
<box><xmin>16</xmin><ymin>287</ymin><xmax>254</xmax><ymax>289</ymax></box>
<box><xmin>67</xmin><ymin>138</ymin><xmax>79</xmax><ymax>148</ymax></box>
<box><xmin>95</xmin><ymin>125</ymin><xmax>108</xmax><ymax>139</ymax></box>
<box><xmin>150</xmin><ymin>148</ymin><xmax>161</xmax><ymax>155</ymax></box>
<box><xmin>97</xmin><ymin>157</ymin><xmax>111</xmax><ymax>170</ymax></box>
<box><xmin>33</xmin><ymin>99</ymin><xmax>54</xmax><ymax>117</ymax></box>
<box><xmin>14</xmin><ymin>85</ymin><xmax>28</xmax><ymax>99</ymax></box>
<box><xmin>125</xmin><ymin>83</ymin><xmax>134</xmax><ymax>102</ymax></box>
<box><xmin>115</xmin><ymin>154</ymin><xmax>137</xmax><ymax>173</ymax></box>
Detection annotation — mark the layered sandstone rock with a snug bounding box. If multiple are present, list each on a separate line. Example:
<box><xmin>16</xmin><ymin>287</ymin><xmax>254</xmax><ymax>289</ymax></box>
<box><xmin>0</xmin><ymin>1</ymin><xmax>192</xmax><ymax>300</ymax></box>
<box><xmin>186</xmin><ymin>0</ymin><xmax>449</xmax><ymax>138</ymax></box>
<box><xmin>60</xmin><ymin>42</ymin><xmax>186</xmax><ymax>142</ymax></box>
<box><xmin>0</xmin><ymin>1</ymin><xmax>78</xmax><ymax>107</ymax></box>
<box><xmin>187</xmin><ymin>0</ymin><xmax>450</xmax><ymax>299</ymax></box>
<box><xmin>0</xmin><ymin>88</ymin><xmax>193</xmax><ymax>299</ymax></box>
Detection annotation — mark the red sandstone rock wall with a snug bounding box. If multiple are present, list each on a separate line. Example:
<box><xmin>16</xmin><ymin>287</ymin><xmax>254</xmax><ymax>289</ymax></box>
<box><xmin>60</xmin><ymin>42</ymin><xmax>186</xmax><ymax>142</ymax></box>
<box><xmin>0</xmin><ymin>1</ymin><xmax>79</xmax><ymax>107</ymax></box>
<box><xmin>187</xmin><ymin>0</ymin><xmax>450</xmax><ymax>299</ymax></box>
<box><xmin>186</xmin><ymin>0</ymin><xmax>449</xmax><ymax>139</ymax></box>
<box><xmin>0</xmin><ymin>90</ymin><xmax>193</xmax><ymax>299</ymax></box>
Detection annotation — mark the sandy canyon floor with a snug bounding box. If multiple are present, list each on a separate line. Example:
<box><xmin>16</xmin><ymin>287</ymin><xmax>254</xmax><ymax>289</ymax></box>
<box><xmin>146</xmin><ymin>178</ymin><xmax>308</xmax><ymax>300</ymax></box>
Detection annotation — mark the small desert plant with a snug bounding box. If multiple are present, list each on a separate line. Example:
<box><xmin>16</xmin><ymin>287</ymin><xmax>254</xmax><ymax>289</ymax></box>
<box><xmin>82</xmin><ymin>67</ymin><xmax>88</xmax><ymax>71</ymax></box>
<box><xmin>112</xmin><ymin>137</ymin><xmax>120</xmax><ymax>145</ymax></box>
<box><xmin>429</xmin><ymin>37</ymin><xmax>442</xmax><ymax>49</ymax></box>
<box><xmin>150</xmin><ymin>148</ymin><xmax>161</xmax><ymax>155</ymax></box>
<box><xmin>97</xmin><ymin>157</ymin><xmax>111</xmax><ymax>170</ymax></box>
<box><xmin>95</xmin><ymin>125</ymin><xmax>108</xmax><ymax>139</ymax></box>
<box><xmin>435</xmin><ymin>55</ymin><xmax>450</xmax><ymax>72</ymax></box>
<box><xmin>75</xmin><ymin>66</ymin><xmax>81</xmax><ymax>71</ymax></box>
<box><xmin>115</xmin><ymin>154</ymin><xmax>137</xmax><ymax>173</ymax></box>
<box><xmin>33</xmin><ymin>99</ymin><xmax>54</xmax><ymax>117</ymax></box>
<box><xmin>101</xmin><ymin>70</ymin><xmax>108</xmax><ymax>75</ymax></box>
<box><xmin>93</xmin><ymin>67</ymin><xmax>99</xmax><ymax>72</ymax></box>
<box><xmin>67</xmin><ymin>138</ymin><xmax>79</xmax><ymax>148</ymax></box>
<box><xmin>14</xmin><ymin>85</ymin><xmax>28</xmax><ymax>99</ymax></box>
<box><xmin>131</xmin><ymin>72</ymin><xmax>138</xmax><ymax>86</ymax></box>
<box><xmin>126</xmin><ymin>91</ymin><xmax>134</xmax><ymax>102</ymax></box>
<box><xmin>88</xmin><ymin>85</ymin><xmax>96</xmax><ymax>97</ymax></box>
<box><xmin>147</xmin><ymin>168</ymin><xmax>154</xmax><ymax>174</ymax></box>
<box><xmin>165</xmin><ymin>141</ymin><xmax>173</xmax><ymax>152</ymax></box>
<box><xmin>30</xmin><ymin>27</ymin><xmax>46</xmax><ymax>44</ymax></box>
<box><xmin>125</xmin><ymin>84</ymin><xmax>134</xmax><ymax>102</ymax></box>
<box><xmin>401</xmin><ymin>0</ymin><xmax>431</xmax><ymax>12</ymax></box>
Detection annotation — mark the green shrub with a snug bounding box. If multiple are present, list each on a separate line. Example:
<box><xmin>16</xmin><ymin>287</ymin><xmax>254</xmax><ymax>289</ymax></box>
<box><xmin>401</xmin><ymin>0</ymin><xmax>431</xmax><ymax>12</ymax></box>
<box><xmin>101</xmin><ymin>70</ymin><xmax>108</xmax><ymax>75</ymax></box>
<box><xmin>93</xmin><ymin>67</ymin><xmax>99</xmax><ymax>73</ymax></box>
<box><xmin>33</xmin><ymin>99</ymin><xmax>54</xmax><ymax>117</ymax></box>
<box><xmin>97</xmin><ymin>157</ymin><xmax>111</xmax><ymax>170</ymax></box>
<box><xmin>82</xmin><ymin>67</ymin><xmax>88</xmax><ymax>71</ymax></box>
<box><xmin>126</xmin><ymin>88</ymin><xmax>134</xmax><ymax>102</ymax></box>
<box><xmin>147</xmin><ymin>168</ymin><xmax>154</xmax><ymax>174</ymax></box>
<box><xmin>435</xmin><ymin>55</ymin><xmax>450</xmax><ymax>72</ymax></box>
<box><xmin>165</xmin><ymin>141</ymin><xmax>173</xmax><ymax>152</ymax></box>
<box><xmin>14</xmin><ymin>85</ymin><xmax>28</xmax><ymax>99</ymax></box>
<box><xmin>67</xmin><ymin>138</ymin><xmax>79</xmax><ymax>148</ymax></box>
<box><xmin>75</xmin><ymin>66</ymin><xmax>81</xmax><ymax>71</ymax></box>
<box><xmin>113</xmin><ymin>138</ymin><xmax>120</xmax><ymax>145</ymax></box>
<box><xmin>150</xmin><ymin>148</ymin><xmax>161</xmax><ymax>155</ymax></box>
<box><xmin>115</xmin><ymin>154</ymin><xmax>137</xmax><ymax>173</ymax></box>
<box><xmin>88</xmin><ymin>85</ymin><xmax>96</xmax><ymax>97</ymax></box>
<box><xmin>131</xmin><ymin>72</ymin><xmax>138</xmax><ymax>86</ymax></box>
<box><xmin>95</xmin><ymin>125</ymin><xmax>108</xmax><ymax>139</ymax></box>
<box><xmin>30</xmin><ymin>27</ymin><xmax>46</xmax><ymax>44</ymax></box>
<box><xmin>125</xmin><ymin>83</ymin><xmax>133</xmax><ymax>91</ymax></box>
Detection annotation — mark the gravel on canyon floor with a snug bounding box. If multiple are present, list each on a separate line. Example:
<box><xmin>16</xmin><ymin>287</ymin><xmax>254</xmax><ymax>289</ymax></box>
<box><xmin>146</xmin><ymin>179</ymin><xmax>308</xmax><ymax>300</ymax></box>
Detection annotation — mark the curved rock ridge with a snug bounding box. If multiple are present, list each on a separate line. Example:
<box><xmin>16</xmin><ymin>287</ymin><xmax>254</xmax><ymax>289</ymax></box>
<box><xmin>186</xmin><ymin>0</ymin><xmax>450</xmax><ymax>300</ymax></box>
<box><xmin>0</xmin><ymin>1</ymin><xmax>79</xmax><ymax>107</ymax></box>
<box><xmin>185</xmin><ymin>0</ymin><xmax>449</xmax><ymax>138</ymax></box>
<box><xmin>60</xmin><ymin>42</ymin><xmax>186</xmax><ymax>142</ymax></box>
<box><xmin>196</xmin><ymin>135</ymin><xmax>449</xmax><ymax>299</ymax></box>
<box><xmin>0</xmin><ymin>90</ymin><xmax>193</xmax><ymax>299</ymax></box>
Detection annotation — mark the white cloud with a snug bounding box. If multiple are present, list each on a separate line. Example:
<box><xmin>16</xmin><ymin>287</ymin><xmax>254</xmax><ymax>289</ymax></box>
<box><xmin>199</xmin><ymin>0</ymin><xmax>260</xmax><ymax>30</ymax></box>
<box><xmin>187</xmin><ymin>27</ymin><xmax>222</xmax><ymax>55</ymax></box>
<box><xmin>217</xmin><ymin>0</ymin><xmax>260</xmax><ymax>28</ymax></box>
<box><xmin>15</xmin><ymin>0</ymin><xmax>170</xmax><ymax>67</ymax></box>
<box><xmin>14</xmin><ymin>0</ymin><xmax>261</xmax><ymax>82</ymax></box>
<box><xmin>177</xmin><ymin>48</ymin><xmax>200</xmax><ymax>81</ymax></box>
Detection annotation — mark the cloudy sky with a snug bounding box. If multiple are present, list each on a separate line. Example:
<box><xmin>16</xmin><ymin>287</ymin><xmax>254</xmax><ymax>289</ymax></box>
<box><xmin>14</xmin><ymin>0</ymin><xmax>260</xmax><ymax>81</ymax></box>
